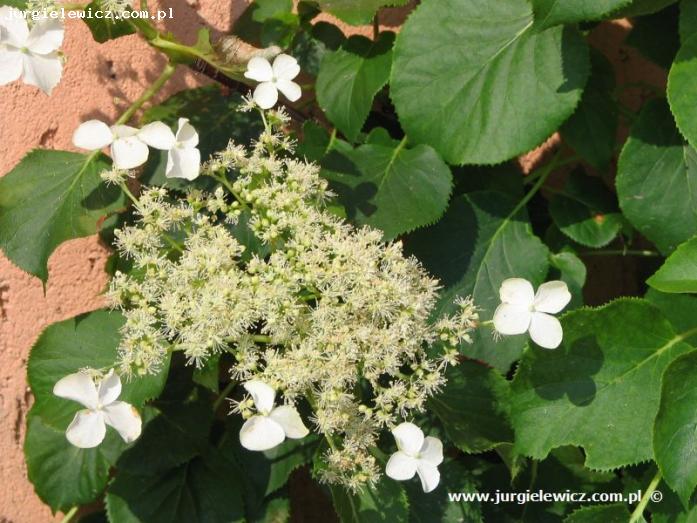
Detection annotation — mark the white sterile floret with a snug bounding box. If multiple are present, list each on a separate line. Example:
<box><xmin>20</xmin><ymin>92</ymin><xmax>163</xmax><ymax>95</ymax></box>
<box><xmin>493</xmin><ymin>278</ymin><xmax>571</xmax><ymax>349</ymax></box>
<box><xmin>166</xmin><ymin>118</ymin><xmax>201</xmax><ymax>180</ymax></box>
<box><xmin>385</xmin><ymin>422</ymin><xmax>443</xmax><ymax>493</ymax></box>
<box><xmin>0</xmin><ymin>6</ymin><xmax>64</xmax><ymax>94</ymax></box>
<box><xmin>53</xmin><ymin>369</ymin><xmax>142</xmax><ymax>448</ymax></box>
<box><xmin>244</xmin><ymin>54</ymin><xmax>301</xmax><ymax>109</ymax></box>
<box><xmin>72</xmin><ymin>119</ymin><xmax>176</xmax><ymax>170</ymax></box>
<box><xmin>239</xmin><ymin>380</ymin><xmax>309</xmax><ymax>451</ymax></box>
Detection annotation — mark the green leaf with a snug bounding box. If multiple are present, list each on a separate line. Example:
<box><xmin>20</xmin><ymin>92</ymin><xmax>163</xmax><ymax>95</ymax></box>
<box><xmin>651</xmin><ymin>488</ymin><xmax>697</xmax><ymax>523</ymax></box>
<box><xmin>83</xmin><ymin>1</ymin><xmax>136</xmax><ymax>42</ymax></box>
<box><xmin>454</xmin><ymin>162</ymin><xmax>524</xmax><ymax>199</ymax></box>
<box><xmin>106</xmin><ymin>449</ymin><xmax>244</xmax><ymax>523</ymax></box>
<box><xmin>616</xmin><ymin>99</ymin><xmax>697</xmax><ymax>254</ymax></box>
<box><xmin>254</xmin><ymin>497</ymin><xmax>291</xmax><ymax>523</ymax></box>
<box><xmin>297</xmin><ymin>121</ymin><xmax>332</xmax><ymax>162</ymax></box>
<box><xmin>192</xmin><ymin>354</ymin><xmax>220</xmax><ymax>392</ymax></box>
<box><xmin>316</xmin><ymin>32</ymin><xmax>394</xmax><ymax>142</ymax></box>
<box><xmin>27</xmin><ymin>309</ymin><xmax>169</xmax><ymax>430</ymax></box>
<box><xmin>511</xmin><ymin>299</ymin><xmax>694</xmax><ymax>469</ymax></box>
<box><xmin>550</xmin><ymin>251</ymin><xmax>587</xmax><ymax>309</ymax></box>
<box><xmin>252</xmin><ymin>0</ymin><xmax>293</xmax><ymax>21</ymax></box>
<box><xmin>405</xmin><ymin>191</ymin><xmax>549</xmax><ymax>371</ymax></box>
<box><xmin>668</xmin><ymin>33</ymin><xmax>697</xmax><ymax>152</ymax></box>
<box><xmin>561</xmin><ymin>50</ymin><xmax>619</xmax><ymax>170</ymax></box>
<box><xmin>321</xmin><ymin>134</ymin><xmax>452</xmax><ymax>240</ymax></box>
<box><xmin>564</xmin><ymin>504</ymin><xmax>631</xmax><ymax>523</ymax></box>
<box><xmin>648</xmin><ymin>237</ymin><xmax>697</xmax><ymax>293</ymax></box>
<box><xmin>390</xmin><ymin>0</ymin><xmax>589</xmax><ymax>165</ymax></box>
<box><xmin>330</xmin><ymin>479</ymin><xmax>409</xmax><ymax>522</ymax></box>
<box><xmin>220</xmin><ymin>418</ymin><xmax>319</xmax><ymax>513</ymax></box>
<box><xmin>115</xmin><ymin>396</ymin><xmax>213</xmax><ymax>476</ymax></box>
<box><xmin>549</xmin><ymin>170</ymin><xmax>623</xmax><ymax>248</ymax></box>
<box><xmin>25</xmin><ymin>409</ymin><xmax>124</xmax><ymax>512</ymax></box>
<box><xmin>531</xmin><ymin>0</ymin><xmax>632</xmax><ymax>30</ymax></box>
<box><xmin>617</xmin><ymin>0</ymin><xmax>678</xmax><ymax>17</ymax></box>
<box><xmin>316</xmin><ymin>0</ymin><xmax>408</xmax><ymax>25</ymax></box>
<box><xmin>291</xmin><ymin>22</ymin><xmax>346</xmax><ymax>77</ymax></box>
<box><xmin>680</xmin><ymin>0</ymin><xmax>697</xmax><ymax>43</ymax></box>
<box><xmin>646</xmin><ymin>288</ymin><xmax>697</xmax><ymax>344</ymax></box>
<box><xmin>0</xmin><ymin>150</ymin><xmax>124</xmax><ymax>282</ymax></box>
<box><xmin>626</xmin><ymin>4</ymin><xmax>680</xmax><ymax>69</ymax></box>
<box><xmin>140</xmin><ymin>86</ymin><xmax>263</xmax><ymax>191</ymax></box>
<box><xmin>654</xmin><ymin>349</ymin><xmax>697</xmax><ymax>505</ymax></box>
<box><xmin>405</xmin><ymin>459</ymin><xmax>483</xmax><ymax>522</ymax></box>
<box><xmin>429</xmin><ymin>360</ymin><xmax>513</xmax><ymax>453</ymax></box>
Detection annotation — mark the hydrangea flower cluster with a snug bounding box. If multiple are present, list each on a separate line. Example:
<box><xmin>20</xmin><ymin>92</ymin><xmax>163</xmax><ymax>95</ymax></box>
<box><xmin>105</xmin><ymin>111</ymin><xmax>478</xmax><ymax>490</ymax></box>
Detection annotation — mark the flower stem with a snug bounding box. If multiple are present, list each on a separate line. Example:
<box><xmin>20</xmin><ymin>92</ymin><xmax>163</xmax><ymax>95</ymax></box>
<box><xmin>115</xmin><ymin>62</ymin><xmax>176</xmax><ymax>126</ymax></box>
<box><xmin>212</xmin><ymin>173</ymin><xmax>250</xmax><ymax>212</ymax></box>
<box><xmin>629</xmin><ymin>469</ymin><xmax>662</xmax><ymax>523</ymax></box>
<box><xmin>579</xmin><ymin>249</ymin><xmax>661</xmax><ymax>258</ymax></box>
<box><xmin>510</xmin><ymin>150</ymin><xmax>563</xmax><ymax>218</ymax></box>
<box><xmin>213</xmin><ymin>381</ymin><xmax>237</xmax><ymax>412</ymax></box>
<box><xmin>118</xmin><ymin>182</ymin><xmax>139</xmax><ymax>206</ymax></box>
<box><xmin>60</xmin><ymin>507</ymin><xmax>78</xmax><ymax>523</ymax></box>
<box><xmin>523</xmin><ymin>153</ymin><xmax>577</xmax><ymax>185</ymax></box>
<box><xmin>162</xmin><ymin>234</ymin><xmax>184</xmax><ymax>253</ymax></box>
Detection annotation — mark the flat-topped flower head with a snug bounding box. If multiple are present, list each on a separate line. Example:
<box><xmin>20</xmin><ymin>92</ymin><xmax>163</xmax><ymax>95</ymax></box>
<box><xmin>239</xmin><ymin>380</ymin><xmax>309</xmax><ymax>451</ymax></box>
<box><xmin>72</xmin><ymin>119</ymin><xmax>176</xmax><ymax>170</ymax></box>
<box><xmin>493</xmin><ymin>278</ymin><xmax>571</xmax><ymax>349</ymax></box>
<box><xmin>244</xmin><ymin>53</ymin><xmax>301</xmax><ymax>109</ymax></box>
<box><xmin>385</xmin><ymin>422</ymin><xmax>443</xmax><ymax>493</ymax></box>
<box><xmin>0</xmin><ymin>6</ymin><xmax>64</xmax><ymax>94</ymax></box>
<box><xmin>166</xmin><ymin>118</ymin><xmax>201</xmax><ymax>180</ymax></box>
<box><xmin>53</xmin><ymin>369</ymin><xmax>142</xmax><ymax>448</ymax></box>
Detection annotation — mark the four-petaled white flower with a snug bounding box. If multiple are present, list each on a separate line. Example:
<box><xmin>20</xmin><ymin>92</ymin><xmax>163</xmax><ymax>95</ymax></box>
<box><xmin>53</xmin><ymin>369</ymin><xmax>142</xmax><ymax>449</ymax></box>
<box><xmin>385</xmin><ymin>422</ymin><xmax>443</xmax><ymax>493</ymax></box>
<box><xmin>239</xmin><ymin>380</ymin><xmax>309</xmax><ymax>451</ymax></box>
<box><xmin>244</xmin><ymin>54</ymin><xmax>301</xmax><ymax>110</ymax></box>
<box><xmin>166</xmin><ymin>118</ymin><xmax>201</xmax><ymax>180</ymax></box>
<box><xmin>493</xmin><ymin>278</ymin><xmax>571</xmax><ymax>349</ymax></box>
<box><xmin>0</xmin><ymin>7</ymin><xmax>64</xmax><ymax>94</ymax></box>
<box><xmin>72</xmin><ymin>119</ymin><xmax>176</xmax><ymax>170</ymax></box>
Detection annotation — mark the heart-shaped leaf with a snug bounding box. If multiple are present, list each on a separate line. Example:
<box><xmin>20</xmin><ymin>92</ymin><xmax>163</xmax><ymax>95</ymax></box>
<box><xmin>321</xmin><ymin>132</ymin><xmax>452</xmax><ymax>239</ymax></box>
<box><xmin>0</xmin><ymin>150</ymin><xmax>124</xmax><ymax>281</ymax></box>
<box><xmin>549</xmin><ymin>170</ymin><xmax>623</xmax><ymax>248</ymax></box>
<box><xmin>648</xmin><ymin>237</ymin><xmax>697</xmax><ymax>293</ymax></box>
<box><xmin>316</xmin><ymin>32</ymin><xmax>394</xmax><ymax>142</ymax></box>
<box><xmin>511</xmin><ymin>299</ymin><xmax>694</xmax><ymax>470</ymax></box>
<box><xmin>531</xmin><ymin>0</ymin><xmax>632</xmax><ymax>30</ymax></box>
<box><xmin>668</xmin><ymin>33</ymin><xmax>697</xmax><ymax>152</ymax></box>
<box><xmin>654</xmin><ymin>349</ymin><xmax>697</xmax><ymax>506</ymax></box>
<box><xmin>616</xmin><ymin>99</ymin><xmax>697</xmax><ymax>254</ymax></box>
<box><xmin>561</xmin><ymin>50</ymin><xmax>618</xmax><ymax>170</ymax></box>
<box><xmin>390</xmin><ymin>0</ymin><xmax>589</xmax><ymax>165</ymax></box>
